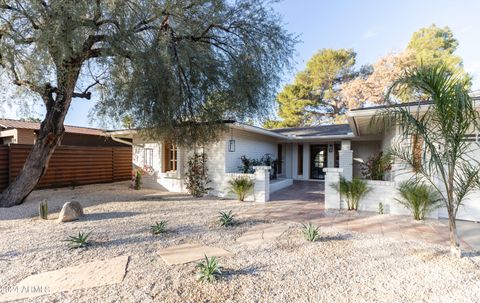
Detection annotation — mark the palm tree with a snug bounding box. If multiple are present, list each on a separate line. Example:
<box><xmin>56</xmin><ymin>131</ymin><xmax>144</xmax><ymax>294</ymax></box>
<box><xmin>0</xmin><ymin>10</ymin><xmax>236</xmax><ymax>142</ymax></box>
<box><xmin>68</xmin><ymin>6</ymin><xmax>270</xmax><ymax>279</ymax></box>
<box><xmin>377</xmin><ymin>63</ymin><xmax>480</xmax><ymax>257</ymax></box>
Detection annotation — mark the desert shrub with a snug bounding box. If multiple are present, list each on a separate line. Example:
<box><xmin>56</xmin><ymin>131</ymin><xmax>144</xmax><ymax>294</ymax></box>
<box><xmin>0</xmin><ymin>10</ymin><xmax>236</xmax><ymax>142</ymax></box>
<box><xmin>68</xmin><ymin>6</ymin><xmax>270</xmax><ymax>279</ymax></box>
<box><xmin>228</xmin><ymin>176</ymin><xmax>254</xmax><ymax>201</ymax></box>
<box><xmin>39</xmin><ymin>200</ymin><xmax>48</xmax><ymax>220</ymax></box>
<box><xmin>151</xmin><ymin>221</ymin><xmax>168</xmax><ymax>235</ymax></box>
<box><xmin>185</xmin><ymin>152</ymin><xmax>212</xmax><ymax>197</ymax></box>
<box><xmin>333</xmin><ymin>176</ymin><xmax>371</xmax><ymax>210</ymax></box>
<box><xmin>378</xmin><ymin>202</ymin><xmax>384</xmax><ymax>214</ymax></box>
<box><xmin>218</xmin><ymin>210</ymin><xmax>235</xmax><ymax>227</ymax></box>
<box><xmin>302</xmin><ymin>223</ymin><xmax>320</xmax><ymax>242</ymax></box>
<box><xmin>396</xmin><ymin>181</ymin><xmax>442</xmax><ymax>220</ymax></box>
<box><xmin>361</xmin><ymin>152</ymin><xmax>392</xmax><ymax>180</ymax></box>
<box><xmin>196</xmin><ymin>255</ymin><xmax>222</xmax><ymax>283</ymax></box>
<box><xmin>131</xmin><ymin>170</ymin><xmax>142</xmax><ymax>190</ymax></box>
<box><xmin>65</xmin><ymin>231</ymin><xmax>91</xmax><ymax>249</ymax></box>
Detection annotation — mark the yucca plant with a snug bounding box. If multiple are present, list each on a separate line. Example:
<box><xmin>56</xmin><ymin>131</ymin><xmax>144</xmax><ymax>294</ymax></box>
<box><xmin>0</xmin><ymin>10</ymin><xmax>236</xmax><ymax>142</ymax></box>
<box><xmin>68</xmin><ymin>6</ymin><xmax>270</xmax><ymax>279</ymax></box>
<box><xmin>302</xmin><ymin>223</ymin><xmax>320</xmax><ymax>242</ymax></box>
<box><xmin>39</xmin><ymin>200</ymin><xmax>48</xmax><ymax>220</ymax></box>
<box><xmin>151</xmin><ymin>221</ymin><xmax>168</xmax><ymax>235</ymax></box>
<box><xmin>228</xmin><ymin>176</ymin><xmax>254</xmax><ymax>201</ymax></box>
<box><xmin>396</xmin><ymin>181</ymin><xmax>442</xmax><ymax>220</ymax></box>
<box><xmin>196</xmin><ymin>255</ymin><xmax>222</xmax><ymax>283</ymax></box>
<box><xmin>65</xmin><ymin>231</ymin><xmax>91</xmax><ymax>249</ymax></box>
<box><xmin>218</xmin><ymin>210</ymin><xmax>235</xmax><ymax>227</ymax></box>
<box><xmin>333</xmin><ymin>176</ymin><xmax>371</xmax><ymax>210</ymax></box>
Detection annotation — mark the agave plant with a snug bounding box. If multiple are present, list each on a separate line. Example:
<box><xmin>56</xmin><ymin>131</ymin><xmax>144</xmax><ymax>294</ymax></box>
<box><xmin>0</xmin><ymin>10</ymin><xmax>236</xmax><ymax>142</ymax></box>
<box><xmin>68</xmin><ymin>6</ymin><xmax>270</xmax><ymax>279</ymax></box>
<box><xmin>196</xmin><ymin>255</ymin><xmax>222</xmax><ymax>283</ymax></box>
<box><xmin>65</xmin><ymin>231</ymin><xmax>91</xmax><ymax>249</ymax></box>
<box><xmin>218</xmin><ymin>210</ymin><xmax>235</xmax><ymax>227</ymax></box>
<box><xmin>302</xmin><ymin>223</ymin><xmax>320</xmax><ymax>242</ymax></box>
<box><xmin>228</xmin><ymin>176</ymin><xmax>254</xmax><ymax>202</ymax></box>
<box><xmin>333</xmin><ymin>176</ymin><xmax>371</xmax><ymax>210</ymax></box>
<box><xmin>396</xmin><ymin>181</ymin><xmax>442</xmax><ymax>220</ymax></box>
<box><xmin>151</xmin><ymin>221</ymin><xmax>168</xmax><ymax>235</ymax></box>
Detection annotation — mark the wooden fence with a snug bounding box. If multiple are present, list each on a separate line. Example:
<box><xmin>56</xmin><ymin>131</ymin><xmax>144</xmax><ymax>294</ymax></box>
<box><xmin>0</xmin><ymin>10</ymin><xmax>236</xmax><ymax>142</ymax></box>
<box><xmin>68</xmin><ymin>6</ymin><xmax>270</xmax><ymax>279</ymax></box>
<box><xmin>0</xmin><ymin>144</ymin><xmax>132</xmax><ymax>192</ymax></box>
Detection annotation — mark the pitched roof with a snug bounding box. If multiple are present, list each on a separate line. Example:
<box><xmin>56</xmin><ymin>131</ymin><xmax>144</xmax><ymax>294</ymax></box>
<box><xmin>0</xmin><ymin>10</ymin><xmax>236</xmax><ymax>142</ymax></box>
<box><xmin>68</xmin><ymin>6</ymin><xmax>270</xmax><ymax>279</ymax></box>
<box><xmin>0</xmin><ymin>118</ymin><xmax>106</xmax><ymax>136</ymax></box>
<box><xmin>269</xmin><ymin>124</ymin><xmax>352</xmax><ymax>137</ymax></box>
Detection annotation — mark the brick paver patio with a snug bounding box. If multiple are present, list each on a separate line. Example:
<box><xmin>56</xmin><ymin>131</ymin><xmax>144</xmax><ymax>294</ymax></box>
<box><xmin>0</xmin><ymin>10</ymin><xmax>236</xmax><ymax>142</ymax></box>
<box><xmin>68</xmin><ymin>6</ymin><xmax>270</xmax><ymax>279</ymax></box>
<box><xmin>245</xmin><ymin>181</ymin><xmax>474</xmax><ymax>250</ymax></box>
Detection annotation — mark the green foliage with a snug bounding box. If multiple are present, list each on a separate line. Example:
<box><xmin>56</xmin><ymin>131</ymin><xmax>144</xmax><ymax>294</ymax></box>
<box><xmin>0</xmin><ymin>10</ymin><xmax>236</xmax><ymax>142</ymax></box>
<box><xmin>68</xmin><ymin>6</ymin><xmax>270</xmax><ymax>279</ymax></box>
<box><xmin>185</xmin><ymin>152</ymin><xmax>212</xmax><ymax>197</ymax></box>
<box><xmin>196</xmin><ymin>255</ymin><xmax>222</xmax><ymax>283</ymax></box>
<box><xmin>238</xmin><ymin>154</ymin><xmax>276</xmax><ymax>174</ymax></box>
<box><xmin>0</xmin><ymin>1</ymin><xmax>296</xmax><ymax>147</ymax></box>
<box><xmin>228</xmin><ymin>177</ymin><xmax>254</xmax><ymax>202</ymax></box>
<box><xmin>265</xmin><ymin>48</ymin><xmax>371</xmax><ymax>127</ymax></box>
<box><xmin>407</xmin><ymin>25</ymin><xmax>468</xmax><ymax>80</ymax></box>
<box><xmin>333</xmin><ymin>176</ymin><xmax>371</xmax><ymax>211</ymax></box>
<box><xmin>301</xmin><ymin>223</ymin><xmax>320</xmax><ymax>242</ymax></box>
<box><xmin>218</xmin><ymin>210</ymin><xmax>235</xmax><ymax>227</ymax></box>
<box><xmin>39</xmin><ymin>200</ymin><xmax>48</xmax><ymax>220</ymax></box>
<box><xmin>396</xmin><ymin>181</ymin><xmax>442</xmax><ymax>220</ymax></box>
<box><xmin>65</xmin><ymin>232</ymin><xmax>91</xmax><ymax>249</ymax></box>
<box><xmin>134</xmin><ymin>171</ymin><xmax>142</xmax><ymax>190</ymax></box>
<box><xmin>361</xmin><ymin>152</ymin><xmax>392</xmax><ymax>180</ymax></box>
<box><xmin>151</xmin><ymin>221</ymin><xmax>168</xmax><ymax>235</ymax></box>
<box><xmin>378</xmin><ymin>63</ymin><xmax>480</xmax><ymax>254</ymax></box>
<box><xmin>378</xmin><ymin>202</ymin><xmax>384</xmax><ymax>215</ymax></box>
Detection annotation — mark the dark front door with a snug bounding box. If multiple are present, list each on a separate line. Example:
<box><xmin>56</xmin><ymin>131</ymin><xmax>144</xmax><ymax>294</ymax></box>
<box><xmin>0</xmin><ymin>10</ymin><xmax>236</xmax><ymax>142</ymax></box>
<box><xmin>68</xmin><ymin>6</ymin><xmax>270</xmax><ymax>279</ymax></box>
<box><xmin>310</xmin><ymin>145</ymin><xmax>328</xmax><ymax>180</ymax></box>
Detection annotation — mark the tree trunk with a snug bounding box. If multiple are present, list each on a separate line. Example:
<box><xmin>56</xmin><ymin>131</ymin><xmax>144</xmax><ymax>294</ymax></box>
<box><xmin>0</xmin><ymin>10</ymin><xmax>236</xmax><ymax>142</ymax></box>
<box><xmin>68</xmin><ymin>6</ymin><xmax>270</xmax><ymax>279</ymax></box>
<box><xmin>448</xmin><ymin>210</ymin><xmax>462</xmax><ymax>258</ymax></box>
<box><xmin>0</xmin><ymin>67</ymin><xmax>80</xmax><ymax>207</ymax></box>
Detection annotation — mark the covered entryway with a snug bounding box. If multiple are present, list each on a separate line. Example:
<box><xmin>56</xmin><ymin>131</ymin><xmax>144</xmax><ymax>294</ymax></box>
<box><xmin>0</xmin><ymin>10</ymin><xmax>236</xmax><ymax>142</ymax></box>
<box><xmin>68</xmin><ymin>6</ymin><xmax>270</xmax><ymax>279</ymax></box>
<box><xmin>270</xmin><ymin>180</ymin><xmax>324</xmax><ymax>204</ymax></box>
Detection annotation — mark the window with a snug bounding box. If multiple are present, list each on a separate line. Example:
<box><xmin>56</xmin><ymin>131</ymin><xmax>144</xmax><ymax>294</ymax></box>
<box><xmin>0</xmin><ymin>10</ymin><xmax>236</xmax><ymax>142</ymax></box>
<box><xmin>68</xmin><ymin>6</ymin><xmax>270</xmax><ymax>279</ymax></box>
<box><xmin>412</xmin><ymin>134</ymin><xmax>423</xmax><ymax>172</ymax></box>
<box><xmin>298</xmin><ymin>144</ymin><xmax>303</xmax><ymax>175</ymax></box>
<box><xmin>144</xmin><ymin>148</ymin><xmax>153</xmax><ymax>167</ymax></box>
<box><xmin>163</xmin><ymin>142</ymin><xmax>177</xmax><ymax>172</ymax></box>
<box><xmin>277</xmin><ymin>144</ymin><xmax>283</xmax><ymax>174</ymax></box>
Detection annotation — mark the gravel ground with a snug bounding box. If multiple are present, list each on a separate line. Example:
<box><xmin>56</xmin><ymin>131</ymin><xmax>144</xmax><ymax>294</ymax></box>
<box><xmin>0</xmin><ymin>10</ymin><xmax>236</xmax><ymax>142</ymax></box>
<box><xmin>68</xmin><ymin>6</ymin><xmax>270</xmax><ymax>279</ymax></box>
<box><xmin>1</xmin><ymin>182</ymin><xmax>480</xmax><ymax>303</ymax></box>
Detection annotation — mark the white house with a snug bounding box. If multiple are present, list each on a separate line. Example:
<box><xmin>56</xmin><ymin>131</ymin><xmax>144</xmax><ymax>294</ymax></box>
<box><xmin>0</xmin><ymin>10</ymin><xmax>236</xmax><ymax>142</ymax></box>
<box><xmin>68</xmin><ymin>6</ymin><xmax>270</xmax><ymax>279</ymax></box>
<box><xmin>107</xmin><ymin>100</ymin><xmax>480</xmax><ymax>222</ymax></box>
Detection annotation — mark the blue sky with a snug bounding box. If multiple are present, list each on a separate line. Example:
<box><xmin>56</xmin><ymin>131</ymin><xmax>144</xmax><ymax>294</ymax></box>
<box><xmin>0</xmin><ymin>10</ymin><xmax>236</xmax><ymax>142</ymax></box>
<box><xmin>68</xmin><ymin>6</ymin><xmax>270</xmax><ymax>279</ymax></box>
<box><xmin>4</xmin><ymin>0</ymin><xmax>480</xmax><ymax>128</ymax></box>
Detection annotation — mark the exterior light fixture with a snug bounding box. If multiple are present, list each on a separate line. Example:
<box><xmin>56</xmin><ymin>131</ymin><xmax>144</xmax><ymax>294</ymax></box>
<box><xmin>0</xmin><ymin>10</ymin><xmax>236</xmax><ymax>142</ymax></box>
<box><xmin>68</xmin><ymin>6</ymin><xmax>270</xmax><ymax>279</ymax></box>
<box><xmin>228</xmin><ymin>128</ymin><xmax>235</xmax><ymax>152</ymax></box>
<box><xmin>328</xmin><ymin>144</ymin><xmax>333</xmax><ymax>153</ymax></box>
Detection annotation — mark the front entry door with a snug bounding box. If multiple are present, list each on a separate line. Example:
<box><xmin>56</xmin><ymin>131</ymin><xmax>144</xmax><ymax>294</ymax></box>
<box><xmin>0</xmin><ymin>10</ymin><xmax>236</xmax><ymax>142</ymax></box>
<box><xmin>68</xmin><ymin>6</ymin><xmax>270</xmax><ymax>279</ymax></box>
<box><xmin>310</xmin><ymin>145</ymin><xmax>328</xmax><ymax>180</ymax></box>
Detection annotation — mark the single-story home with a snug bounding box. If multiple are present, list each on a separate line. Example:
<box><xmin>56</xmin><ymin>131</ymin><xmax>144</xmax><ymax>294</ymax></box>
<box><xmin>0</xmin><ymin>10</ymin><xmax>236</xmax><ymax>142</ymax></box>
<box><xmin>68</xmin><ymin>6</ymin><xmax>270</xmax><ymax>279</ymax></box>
<box><xmin>107</xmin><ymin>100</ymin><xmax>480</xmax><ymax>222</ymax></box>
<box><xmin>0</xmin><ymin>118</ymin><xmax>129</xmax><ymax>147</ymax></box>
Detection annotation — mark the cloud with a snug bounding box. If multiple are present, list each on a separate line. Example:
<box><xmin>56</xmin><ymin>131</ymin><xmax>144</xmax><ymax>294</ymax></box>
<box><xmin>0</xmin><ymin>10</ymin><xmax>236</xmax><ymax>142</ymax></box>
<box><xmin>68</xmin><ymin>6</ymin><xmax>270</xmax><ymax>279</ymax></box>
<box><xmin>363</xmin><ymin>29</ymin><xmax>378</xmax><ymax>39</ymax></box>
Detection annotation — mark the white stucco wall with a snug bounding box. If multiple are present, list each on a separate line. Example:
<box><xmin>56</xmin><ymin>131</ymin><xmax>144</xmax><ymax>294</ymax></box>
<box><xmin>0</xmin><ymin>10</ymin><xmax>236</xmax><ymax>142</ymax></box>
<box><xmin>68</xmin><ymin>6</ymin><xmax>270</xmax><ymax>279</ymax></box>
<box><xmin>224</xmin><ymin>128</ymin><xmax>278</xmax><ymax>173</ymax></box>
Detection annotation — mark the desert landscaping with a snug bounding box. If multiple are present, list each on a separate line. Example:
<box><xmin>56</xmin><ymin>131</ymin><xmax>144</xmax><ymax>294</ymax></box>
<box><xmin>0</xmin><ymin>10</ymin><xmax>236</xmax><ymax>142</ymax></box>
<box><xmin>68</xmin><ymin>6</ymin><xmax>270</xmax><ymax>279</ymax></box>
<box><xmin>0</xmin><ymin>182</ymin><xmax>479</xmax><ymax>302</ymax></box>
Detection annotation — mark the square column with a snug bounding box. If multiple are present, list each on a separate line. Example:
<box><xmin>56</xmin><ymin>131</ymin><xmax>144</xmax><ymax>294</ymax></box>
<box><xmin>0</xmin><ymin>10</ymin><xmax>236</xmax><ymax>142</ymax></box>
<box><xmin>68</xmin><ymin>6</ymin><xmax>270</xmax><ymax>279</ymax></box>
<box><xmin>253</xmin><ymin>166</ymin><xmax>271</xmax><ymax>202</ymax></box>
<box><xmin>323</xmin><ymin>168</ymin><xmax>343</xmax><ymax>209</ymax></box>
<box><xmin>339</xmin><ymin>140</ymin><xmax>353</xmax><ymax>181</ymax></box>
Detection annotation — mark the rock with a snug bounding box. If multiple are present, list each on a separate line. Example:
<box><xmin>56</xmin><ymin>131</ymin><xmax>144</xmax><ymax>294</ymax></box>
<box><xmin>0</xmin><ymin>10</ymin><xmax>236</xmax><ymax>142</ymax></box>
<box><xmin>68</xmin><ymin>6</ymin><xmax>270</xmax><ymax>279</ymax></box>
<box><xmin>56</xmin><ymin>201</ymin><xmax>84</xmax><ymax>223</ymax></box>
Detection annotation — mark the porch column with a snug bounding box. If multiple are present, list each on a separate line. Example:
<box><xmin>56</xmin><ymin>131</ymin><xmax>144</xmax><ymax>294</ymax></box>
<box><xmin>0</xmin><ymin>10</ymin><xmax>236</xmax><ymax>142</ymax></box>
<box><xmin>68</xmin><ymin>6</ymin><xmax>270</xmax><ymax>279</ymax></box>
<box><xmin>339</xmin><ymin>140</ymin><xmax>353</xmax><ymax>181</ymax></box>
<box><xmin>253</xmin><ymin>166</ymin><xmax>271</xmax><ymax>202</ymax></box>
<box><xmin>324</xmin><ymin>168</ymin><xmax>343</xmax><ymax>209</ymax></box>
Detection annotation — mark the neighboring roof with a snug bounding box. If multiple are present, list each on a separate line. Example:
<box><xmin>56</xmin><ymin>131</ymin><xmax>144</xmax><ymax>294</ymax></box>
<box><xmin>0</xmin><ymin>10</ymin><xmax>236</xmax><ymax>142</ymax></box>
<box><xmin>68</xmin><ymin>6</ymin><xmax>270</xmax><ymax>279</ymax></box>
<box><xmin>270</xmin><ymin>124</ymin><xmax>352</xmax><ymax>137</ymax></box>
<box><xmin>0</xmin><ymin>118</ymin><xmax>106</xmax><ymax>136</ymax></box>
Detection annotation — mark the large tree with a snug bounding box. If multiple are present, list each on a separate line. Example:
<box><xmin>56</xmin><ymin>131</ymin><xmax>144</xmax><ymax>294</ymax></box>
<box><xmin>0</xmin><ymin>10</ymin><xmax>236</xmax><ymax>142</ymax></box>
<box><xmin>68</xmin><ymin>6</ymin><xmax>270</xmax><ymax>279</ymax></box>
<box><xmin>0</xmin><ymin>0</ymin><xmax>295</xmax><ymax>207</ymax></box>
<box><xmin>264</xmin><ymin>48</ymin><xmax>370</xmax><ymax>128</ymax></box>
<box><xmin>343</xmin><ymin>25</ymin><xmax>469</xmax><ymax>107</ymax></box>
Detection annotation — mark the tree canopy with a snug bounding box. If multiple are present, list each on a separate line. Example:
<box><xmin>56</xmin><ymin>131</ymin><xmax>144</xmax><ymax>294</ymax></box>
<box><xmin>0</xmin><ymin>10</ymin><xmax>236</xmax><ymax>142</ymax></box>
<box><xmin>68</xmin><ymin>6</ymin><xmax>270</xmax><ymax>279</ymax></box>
<box><xmin>342</xmin><ymin>24</ymin><xmax>470</xmax><ymax>108</ymax></box>
<box><xmin>0</xmin><ymin>0</ymin><xmax>296</xmax><ymax>207</ymax></box>
<box><xmin>264</xmin><ymin>48</ymin><xmax>369</xmax><ymax>128</ymax></box>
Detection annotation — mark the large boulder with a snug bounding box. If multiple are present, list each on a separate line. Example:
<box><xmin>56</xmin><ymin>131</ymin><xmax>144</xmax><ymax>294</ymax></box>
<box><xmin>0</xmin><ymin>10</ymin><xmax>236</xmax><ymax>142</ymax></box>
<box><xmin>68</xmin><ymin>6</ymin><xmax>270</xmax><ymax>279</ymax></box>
<box><xmin>57</xmin><ymin>201</ymin><xmax>84</xmax><ymax>223</ymax></box>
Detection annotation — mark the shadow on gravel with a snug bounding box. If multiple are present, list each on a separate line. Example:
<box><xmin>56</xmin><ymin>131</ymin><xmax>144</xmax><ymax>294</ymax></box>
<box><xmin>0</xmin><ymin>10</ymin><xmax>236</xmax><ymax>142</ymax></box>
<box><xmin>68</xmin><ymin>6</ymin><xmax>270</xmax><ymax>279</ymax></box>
<box><xmin>223</xmin><ymin>264</ymin><xmax>267</xmax><ymax>280</ymax></box>
<box><xmin>82</xmin><ymin>211</ymin><xmax>142</xmax><ymax>221</ymax></box>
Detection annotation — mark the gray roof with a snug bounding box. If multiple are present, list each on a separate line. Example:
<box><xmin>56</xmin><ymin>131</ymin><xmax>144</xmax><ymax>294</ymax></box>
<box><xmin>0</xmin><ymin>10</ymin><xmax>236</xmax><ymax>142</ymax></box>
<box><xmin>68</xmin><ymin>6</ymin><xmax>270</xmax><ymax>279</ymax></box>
<box><xmin>270</xmin><ymin>124</ymin><xmax>352</xmax><ymax>137</ymax></box>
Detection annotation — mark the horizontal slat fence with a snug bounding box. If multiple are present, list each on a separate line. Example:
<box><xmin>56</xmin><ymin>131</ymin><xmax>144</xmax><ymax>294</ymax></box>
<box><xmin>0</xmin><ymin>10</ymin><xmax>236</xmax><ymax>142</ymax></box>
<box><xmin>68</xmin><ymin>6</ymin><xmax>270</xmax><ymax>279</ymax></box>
<box><xmin>0</xmin><ymin>144</ymin><xmax>132</xmax><ymax>192</ymax></box>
